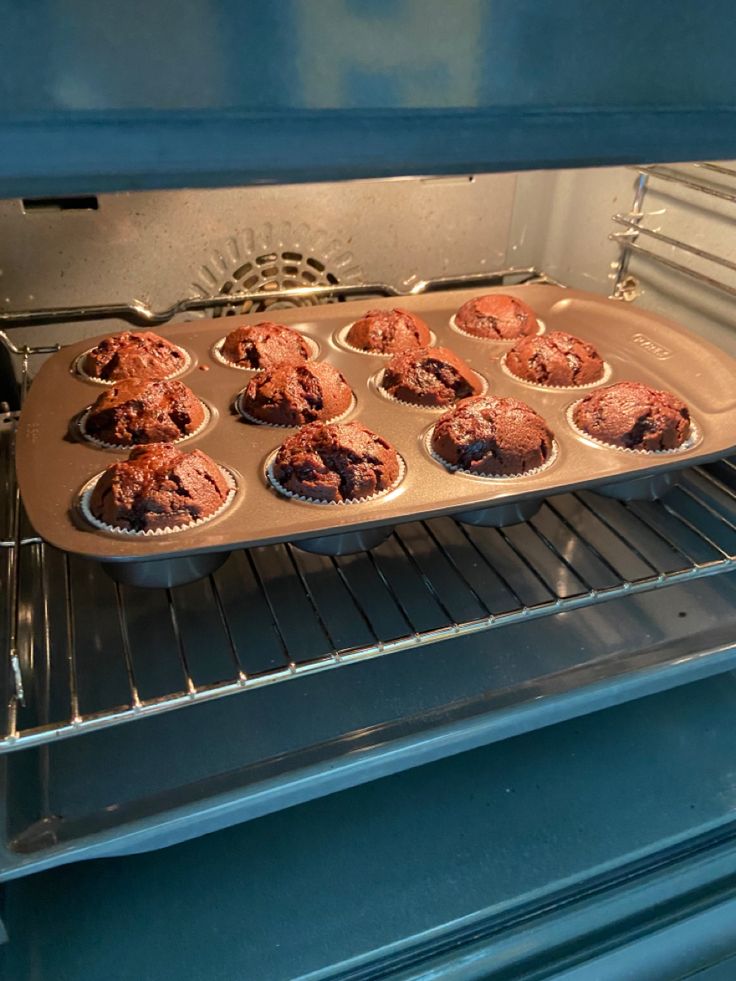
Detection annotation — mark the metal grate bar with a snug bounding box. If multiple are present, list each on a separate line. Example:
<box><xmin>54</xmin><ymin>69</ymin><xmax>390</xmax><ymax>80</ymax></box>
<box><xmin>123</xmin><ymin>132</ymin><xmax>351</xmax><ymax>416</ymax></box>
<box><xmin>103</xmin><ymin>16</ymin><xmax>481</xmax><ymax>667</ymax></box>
<box><xmin>543</xmin><ymin>498</ymin><xmax>645</xmax><ymax>586</ymax></box>
<box><xmin>364</xmin><ymin>547</ymin><xmax>419</xmax><ymax>637</ymax></box>
<box><xmin>207</xmin><ymin>575</ymin><xmax>247</xmax><ymax>684</ymax></box>
<box><xmin>612</xmin><ymin>164</ymin><xmax>736</xmax><ymax>300</ymax></box>
<box><xmin>612</xmin><ymin>215</ymin><xmax>736</xmax><ymax>276</ymax></box>
<box><xmin>166</xmin><ymin>589</ymin><xmax>197</xmax><ymax>696</ymax></box>
<box><xmin>571</xmin><ymin>493</ymin><xmax>662</xmax><ymax>577</ymax></box>
<box><xmin>695</xmin><ymin>162</ymin><xmax>736</xmax><ymax>179</ymax></box>
<box><xmin>0</xmin><ymin>268</ymin><xmax>550</xmax><ymax>332</ymax></box>
<box><xmin>637</xmin><ymin>164</ymin><xmax>736</xmax><ymax>204</ymax></box>
<box><xmin>115</xmin><ymin>584</ymin><xmax>142</xmax><ymax>710</ymax></box>
<box><xmin>453</xmin><ymin>521</ymin><xmax>528</xmax><ymax>612</ymax></box>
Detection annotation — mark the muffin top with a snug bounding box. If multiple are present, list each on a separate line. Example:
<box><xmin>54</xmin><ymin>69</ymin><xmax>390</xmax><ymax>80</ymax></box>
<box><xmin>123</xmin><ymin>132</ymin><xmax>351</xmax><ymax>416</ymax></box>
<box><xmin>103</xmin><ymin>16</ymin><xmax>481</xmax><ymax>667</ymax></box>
<box><xmin>89</xmin><ymin>444</ymin><xmax>230</xmax><ymax>531</ymax></box>
<box><xmin>272</xmin><ymin>421</ymin><xmax>400</xmax><ymax>503</ymax></box>
<box><xmin>572</xmin><ymin>381</ymin><xmax>691</xmax><ymax>451</ymax></box>
<box><xmin>506</xmin><ymin>330</ymin><xmax>605</xmax><ymax>387</ymax></box>
<box><xmin>431</xmin><ymin>395</ymin><xmax>554</xmax><ymax>476</ymax></box>
<box><xmin>83</xmin><ymin>331</ymin><xmax>186</xmax><ymax>382</ymax></box>
<box><xmin>382</xmin><ymin>345</ymin><xmax>481</xmax><ymax>407</ymax></box>
<box><xmin>454</xmin><ymin>294</ymin><xmax>539</xmax><ymax>340</ymax></box>
<box><xmin>346</xmin><ymin>308</ymin><xmax>431</xmax><ymax>354</ymax></box>
<box><xmin>241</xmin><ymin>361</ymin><xmax>353</xmax><ymax>427</ymax></box>
<box><xmin>220</xmin><ymin>322</ymin><xmax>311</xmax><ymax>370</ymax></box>
<box><xmin>84</xmin><ymin>378</ymin><xmax>205</xmax><ymax>446</ymax></box>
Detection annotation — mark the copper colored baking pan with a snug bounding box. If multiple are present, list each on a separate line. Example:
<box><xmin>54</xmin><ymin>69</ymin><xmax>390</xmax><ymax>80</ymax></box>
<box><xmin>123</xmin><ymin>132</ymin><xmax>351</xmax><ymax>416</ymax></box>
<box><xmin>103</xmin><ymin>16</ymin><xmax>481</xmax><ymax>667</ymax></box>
<box><xmin>15</xmin><ymin>285</ymin><xmax>736</xmax><ymax>586</ymax></box>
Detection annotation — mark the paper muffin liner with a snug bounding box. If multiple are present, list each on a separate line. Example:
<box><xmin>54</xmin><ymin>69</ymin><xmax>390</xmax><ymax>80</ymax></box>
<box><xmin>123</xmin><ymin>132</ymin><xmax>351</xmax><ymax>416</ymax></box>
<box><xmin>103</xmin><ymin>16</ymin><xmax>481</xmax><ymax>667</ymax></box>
<box><xmin>74</xmin><ymin>346</ymin><xmax>191</xmax><ymax>386</ymax></box>
<box><xmin>266</xmin><ymin>451</ymin><xmax>406</xmax><ymax>506</ymax></box>
<box><xmin>77</xmin><ymin>400</ymin><xmax>212</xmax><ymax>450</ymax></box>
<box><xmin>235</xmin><ymin>391</ymin><xmax>357</xmax><ymax>429</ymax></box>
<box><xmin>211</xmin><ymin>333</ymin><xmax>319</xmax><ymax>372</ymax></box>
<box><xmin>423</xmin><ymin>425</ymin><xmax>559</xmax><ymax>481</ymax></box>
<box><xmin>334</xmin><ymin>321</ymin><xmax>438</xmax><ymax>358</ymax></box>
<box><xmin>373</xmin><ymin>367</ymin><xmax>488</xmax><ymax>412</ymax></box>
<box><xmin>79</xmin><ymin>465</ymin><xmax>237</xmax><ymax>537</ymax></box>
<box><xmin>566</xmin><ymin>401</ymin><xmax>702</xmax><ymax>455</ymax></box>
<box><xmin>449</xmin><ymin>314</ymin><xmax>546</xmax><ymax>345</ymax></box>
<box><xmin>500</xmin><ymin>355</ymin><xmax>613</xmax><ymax>392</ymax></box>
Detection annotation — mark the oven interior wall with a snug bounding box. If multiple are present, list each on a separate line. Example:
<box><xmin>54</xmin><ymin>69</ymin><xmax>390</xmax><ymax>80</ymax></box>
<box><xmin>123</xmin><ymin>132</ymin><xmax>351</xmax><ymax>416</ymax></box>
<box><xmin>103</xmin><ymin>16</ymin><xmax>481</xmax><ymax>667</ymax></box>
<box><xmin>2</xmin><ymin>160</ymin><xmax>736</xmax><ymax>878</ymax></box>
<box><xmin>1</xmin><ymin>162</ymin><xmax>734</xmax><ymax>384</ymax></box>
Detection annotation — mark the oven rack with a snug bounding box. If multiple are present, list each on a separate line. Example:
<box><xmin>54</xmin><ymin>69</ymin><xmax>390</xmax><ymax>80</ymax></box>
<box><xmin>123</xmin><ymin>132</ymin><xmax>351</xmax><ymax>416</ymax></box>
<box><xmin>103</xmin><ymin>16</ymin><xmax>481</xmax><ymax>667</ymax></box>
<box><xmin>3</xmin><ymin>403</ymin><xmax>736</xmax><ymax>751</ymax></box>
<box><xmin>611</xmin><ymin>162</ymin><xmax>736</xmax><ymax>300</ymax></box>
<box><xmin>3</xmin><ymin>270</ymin><xmax>736</xmax><ymax>753</ymax></box>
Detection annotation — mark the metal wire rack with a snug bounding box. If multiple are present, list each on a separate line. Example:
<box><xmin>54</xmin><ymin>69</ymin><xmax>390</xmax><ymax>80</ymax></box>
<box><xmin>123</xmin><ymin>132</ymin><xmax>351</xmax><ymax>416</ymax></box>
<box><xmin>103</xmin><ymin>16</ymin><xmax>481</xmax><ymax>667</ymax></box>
<box><xmin>3</xmin><ymin>420</ymin><xmax>736</xmax><ymax>751</ymax></box>
<box><xmin>3</xmin><ymin>271</ymin><xmax>736</xmax><ymax>753</ymax></box>
<box><xmin>611</xmin><ymin>163</ymin><xmax>736</xmax><ymax>299</ymax></box>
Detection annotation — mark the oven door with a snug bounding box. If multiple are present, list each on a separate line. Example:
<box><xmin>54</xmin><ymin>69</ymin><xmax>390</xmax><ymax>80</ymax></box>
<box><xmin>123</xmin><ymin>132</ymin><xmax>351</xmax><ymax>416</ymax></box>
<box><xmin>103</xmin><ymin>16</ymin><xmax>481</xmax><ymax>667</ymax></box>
<box><xmin>4</xmin><ymin>672</ymin><xmax>736</xmax><ymax>980</ymax></box>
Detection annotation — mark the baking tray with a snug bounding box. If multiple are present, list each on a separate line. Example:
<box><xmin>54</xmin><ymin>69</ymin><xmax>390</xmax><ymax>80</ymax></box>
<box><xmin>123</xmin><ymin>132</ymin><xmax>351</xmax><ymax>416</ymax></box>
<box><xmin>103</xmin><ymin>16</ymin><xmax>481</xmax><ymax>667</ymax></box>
<box><xmin>15</xmin><ymin>285</ymin><xmax>736</xmax><ymax>576</ymax></box>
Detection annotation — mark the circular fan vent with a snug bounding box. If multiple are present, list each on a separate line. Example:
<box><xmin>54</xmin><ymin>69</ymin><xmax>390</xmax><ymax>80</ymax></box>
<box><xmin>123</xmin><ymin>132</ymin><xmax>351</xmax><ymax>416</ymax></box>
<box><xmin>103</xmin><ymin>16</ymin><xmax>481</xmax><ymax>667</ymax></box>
<box><xmin>215</xmin><ymin>250</ymin><xmax>341</xmax><ymax>317</ymax></box>
<box><xmin>190</xmin><ymin>223</ymin><xmax>364</xmax><ymax>319</ymax></box>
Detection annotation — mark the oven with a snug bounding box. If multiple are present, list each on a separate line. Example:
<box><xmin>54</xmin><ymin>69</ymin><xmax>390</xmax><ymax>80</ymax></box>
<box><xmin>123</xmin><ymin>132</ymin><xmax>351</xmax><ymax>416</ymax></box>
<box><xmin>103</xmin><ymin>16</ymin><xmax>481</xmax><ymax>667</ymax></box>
<box><xmin>1</xmin><ymin>162</ymin><xmax>736</xmax><ymax>977</ymax></box>
<box><xmin>3</xmin><ymin>6</ymin><xmax>736</xmax><ymax>978</ymax></box>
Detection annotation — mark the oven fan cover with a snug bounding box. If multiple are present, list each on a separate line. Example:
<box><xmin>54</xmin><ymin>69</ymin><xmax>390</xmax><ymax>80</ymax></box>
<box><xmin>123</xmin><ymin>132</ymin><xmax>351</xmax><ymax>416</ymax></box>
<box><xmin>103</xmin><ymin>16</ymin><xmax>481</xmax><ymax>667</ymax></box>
<box><xmin>189</xmin><ymin>223</ymin><xmax>364</xmax><ymax>317</ymax></box>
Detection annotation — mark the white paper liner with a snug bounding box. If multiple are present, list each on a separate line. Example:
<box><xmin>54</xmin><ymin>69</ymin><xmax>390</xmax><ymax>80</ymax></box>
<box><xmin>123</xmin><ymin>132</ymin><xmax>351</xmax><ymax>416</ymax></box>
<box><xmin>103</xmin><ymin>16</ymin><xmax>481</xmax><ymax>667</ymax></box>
<box><xmin>77</xmin><ymin>400</ymin><xmax>211</xmax><ymax>450</ymax></box>
<box><xmin>334</xmin><ymin>321</ymin><xmax>438</xmax><ymax>357</ymax></box>
<box><xmin>235</xmin><ymin>391</ymin><xmax>356</xmax><ymax>429</ymax></box>
<box><xmin>266</xmin><ymin>451</ymin><xmax>406</xmax><ymax>506</ymax></box>
<box><xmin>423</xmin><ymin>426</ymin><xmax>559</xmax><ymax>480</ymax></box>
<box><xmin>373</xmin><ymin>367</ymin><xmax>488</xmax><ymax>412</ymax></box>
<box><xmin>566</xmin><ymin>401</ymin><xmax>702</xmax><ymax>455</ymax></box>
<box><xmin>79</xmin><ymin>466</ymin><xmax>237</xmax><ymax>536</ymax></box>
<box><xmin>211</xmin><ymin>333</ymin><xmax>319</xmax><ymax>372</ymax></box>
<box><xmin>449</xmin><ymin>314</ymin><xmax>546</xmax><ymax>344</ymax></box>
<box><xmin>500</xmin><ymin>355</ymin><xmax>613</xmax><ymax>391</ymax></box>
<box><xmin>74</xmin><ymin>345</ymin><xmax>191</xmax><ymax>386</ymax></box>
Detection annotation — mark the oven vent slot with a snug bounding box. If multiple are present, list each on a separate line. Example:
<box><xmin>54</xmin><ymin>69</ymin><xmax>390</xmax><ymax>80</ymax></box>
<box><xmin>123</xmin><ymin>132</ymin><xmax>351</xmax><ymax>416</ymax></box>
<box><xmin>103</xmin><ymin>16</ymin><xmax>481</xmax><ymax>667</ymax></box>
<box><xmin>22</xmin><ymin>196</ymin><xmax>99</xmax><ymax>212</ymax></box>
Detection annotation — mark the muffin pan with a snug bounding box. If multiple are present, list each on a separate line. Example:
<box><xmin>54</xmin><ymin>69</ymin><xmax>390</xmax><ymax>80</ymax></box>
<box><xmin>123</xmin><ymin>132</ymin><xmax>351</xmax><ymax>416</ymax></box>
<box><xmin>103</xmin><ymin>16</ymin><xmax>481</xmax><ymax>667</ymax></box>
<box><xmin>15</xmin><ymin>285</ymin><xmax>736</xmax><ymax>586</ymax></box>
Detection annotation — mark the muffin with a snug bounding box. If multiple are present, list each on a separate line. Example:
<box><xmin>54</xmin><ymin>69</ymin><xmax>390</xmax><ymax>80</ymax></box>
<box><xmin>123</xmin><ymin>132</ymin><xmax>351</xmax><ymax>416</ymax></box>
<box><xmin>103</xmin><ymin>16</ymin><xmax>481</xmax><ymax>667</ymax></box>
<box><xmin>573</xmin><ymin>382</ymin><xmax>691</xmax><ymax>451</ymax></box>
<box><xmin>454</xmin><ymin>294</ymin><xmax>539</xmax><ymax>340</ymax></box>
<box><xmin>240</xmin><ymin>361</ymin><xmax>353</xmax><ymax>427</ymax></box>
<box><xmin>432</xmin><ymin>395</ymin><xmax>554</xmax><ymax>476</ymax></box>
<box><xmin>84</xmin><ymin>378</ymin><xmax>205</xmax><ymax>446</ymax></box>
<box><xmin>89</xmin><ymin>444</ymin><xmax>230</xmax><ymax>532</ymax></box>
<box><xmin>220</xmin><ymin>322</ymin><xmax>311</xmax><ymax>370</ymax></box>
<box><xmin>83</xmin><ymin>331</ymin><xmax>187</xmax><ymax>382</ymax></box>
<box><xmin>506</xmin><ymin>330</ymin><xmax>605</xmax><ymax>387</ymax></box>
<box><xmin>272</xmin><ymin>421</ymin><xmax>400</xmax><ymax>503</ymax></box>
<box><xmin>381</xmin><ymin>346</ymin><xmax>481</xmax><ymax>407</ymax></box>
<box><xmin>346</xmin><ymin>308</ymin><xmax>431</xmax><ymax>354</ymax></box>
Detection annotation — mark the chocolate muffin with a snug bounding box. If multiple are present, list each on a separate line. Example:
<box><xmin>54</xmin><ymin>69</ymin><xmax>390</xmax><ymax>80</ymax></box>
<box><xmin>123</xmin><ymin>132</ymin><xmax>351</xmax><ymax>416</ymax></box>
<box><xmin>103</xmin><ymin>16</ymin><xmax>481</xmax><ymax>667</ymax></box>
<box><xmin>272</xmin><ymin>421</ymin><xmax>400</xmax><ymax>503</ymax></box>
<box><xmin>220</xmin><ymin>322</ymin><xmax>311</xmax><ymax>370</ymax></box>
<box><xmin>84</xmin><ymin>378</ymin><xmax>205</xmax><ymax>446</ymax></box>
<box><xmin>454</xmin><ymin>294</ymin><xmax>539</xmax><ymax>340</ymax></box>
<box><xmin>241</xmin><ymin>361</ymin><xmax>353</xmax><ymax>427</ymax></box>
<box><xmin>381</xmin><ymin>346</ymin><xmax>481</xmax><ymax>407</ymax></box>
<box><xmin>572</xmin><ymin>382</ymin><xmax>691</xmax><ymax>451</ymax></box>
<box><xmin>83</xmin><ymin>331</ymin><xmax>187</xmax><ymax>382</ymax></box>
<box><xmin>506</xmin><ymin>330</ymin><xmax>605</xmax><ymax>387</ymax></box>
<box><xmin>346</xmin><ymin>308</ymin><xmax>431</xmax><ymax>354</ymax></box>
<box><xmin>89</xmin><ymin>444</ymin><xmax>230</xmax><ymax>532</ymax></box>
<box><xmin>431</xmin><ymin>395</ymin><xmax>554</xmax><ymax>476</ymax></box>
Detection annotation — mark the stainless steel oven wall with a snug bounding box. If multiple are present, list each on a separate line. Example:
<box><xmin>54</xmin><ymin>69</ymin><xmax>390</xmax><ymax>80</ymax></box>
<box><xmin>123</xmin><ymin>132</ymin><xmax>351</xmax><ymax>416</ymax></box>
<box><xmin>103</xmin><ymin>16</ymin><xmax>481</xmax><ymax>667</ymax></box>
<box><xmin>0</xmin><ymin>172</ymin><xmax>516</xmax><ymax>371</ymax></box>
<box><xmin>511</xmin><ymin>163</ymin><xmax>736</xmax><ymax>357</ymax></box>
